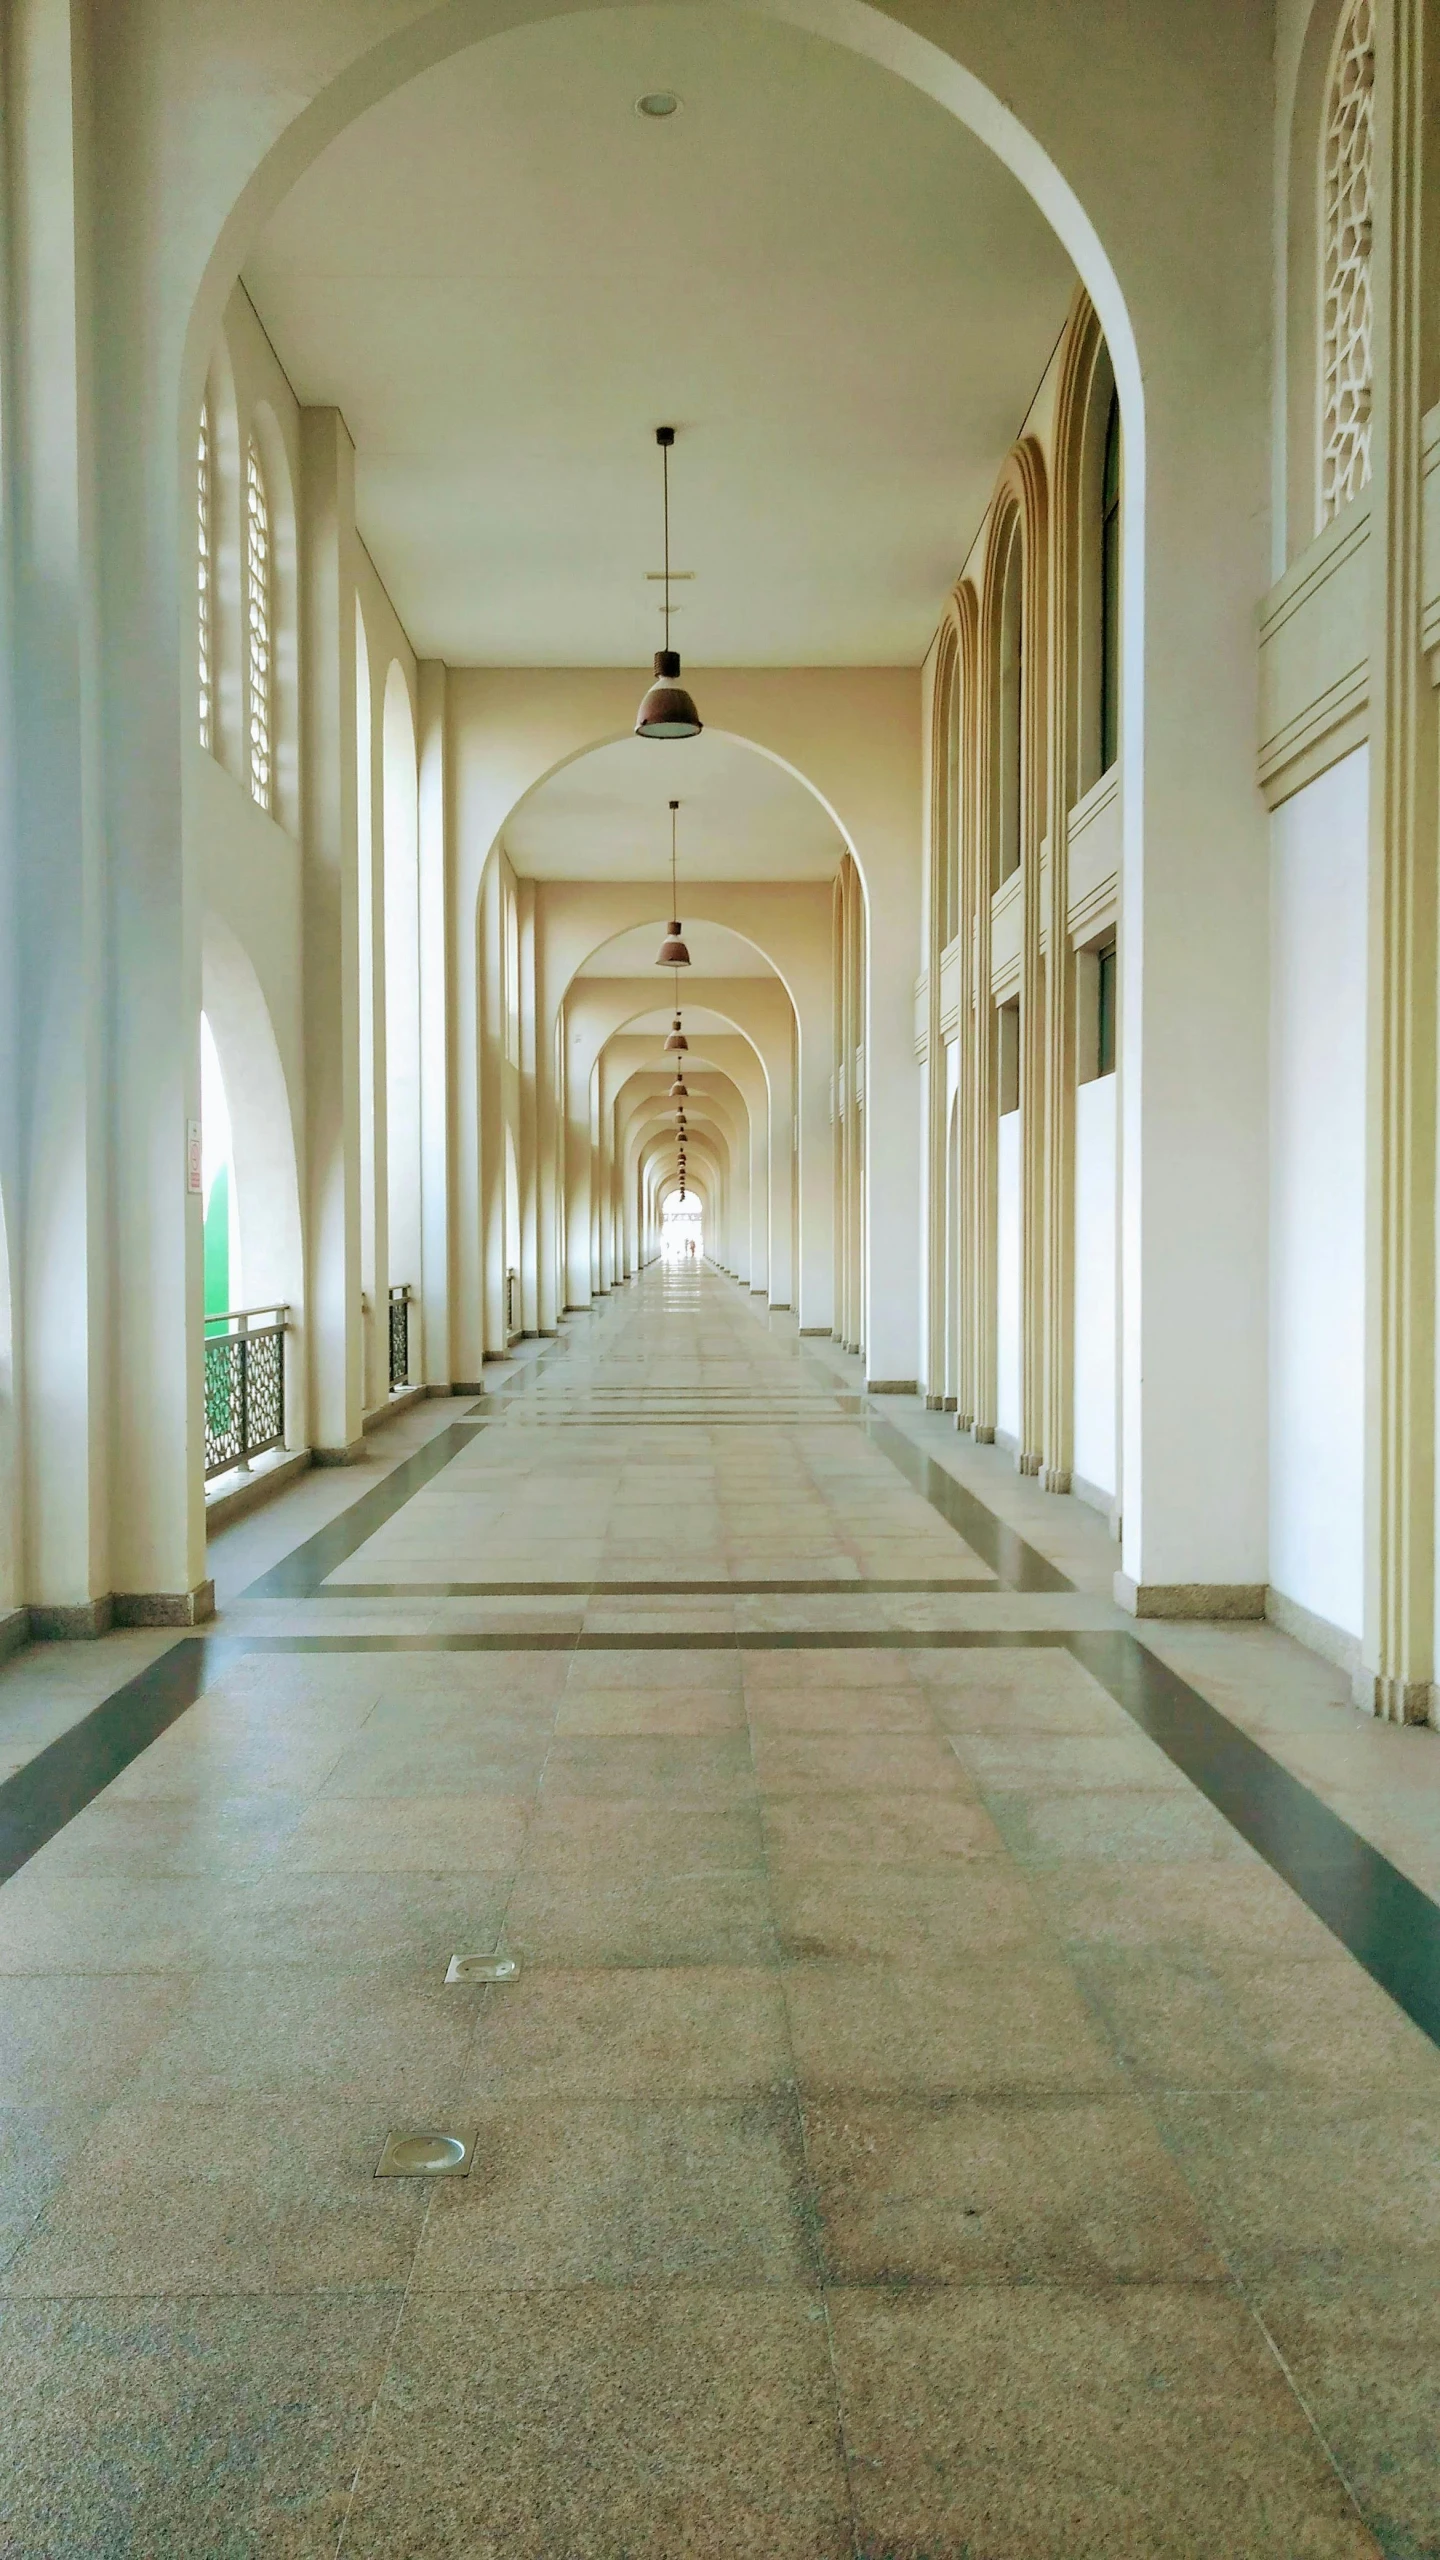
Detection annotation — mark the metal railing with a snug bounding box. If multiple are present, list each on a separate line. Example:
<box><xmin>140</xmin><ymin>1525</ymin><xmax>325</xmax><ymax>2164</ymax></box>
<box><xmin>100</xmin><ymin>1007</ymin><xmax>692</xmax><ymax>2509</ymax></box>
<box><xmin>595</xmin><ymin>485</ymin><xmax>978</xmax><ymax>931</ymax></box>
<box><xmin>388</xmin><ymin>1284</ymin><xmax>411</xmax><ymax>1391</ymax></box>
<box><xmin>204</xmin><ymin>1304</ymin><xmax>288</xmax><ymax>1479</ymax></box>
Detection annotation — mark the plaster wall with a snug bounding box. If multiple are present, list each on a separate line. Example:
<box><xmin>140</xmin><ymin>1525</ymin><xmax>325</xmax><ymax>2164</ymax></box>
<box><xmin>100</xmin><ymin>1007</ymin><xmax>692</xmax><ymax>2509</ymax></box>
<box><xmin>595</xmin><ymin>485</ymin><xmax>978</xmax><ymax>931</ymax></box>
<box><xmin>1074</xmin><ymin>1072</ymin><xmax>1118</xmax><ymax>1499</ymax></box>
<box><xmin>1269</xmin><ymin>744</ymin><xmax>1368</xmax><ymax>1643</ymax></box>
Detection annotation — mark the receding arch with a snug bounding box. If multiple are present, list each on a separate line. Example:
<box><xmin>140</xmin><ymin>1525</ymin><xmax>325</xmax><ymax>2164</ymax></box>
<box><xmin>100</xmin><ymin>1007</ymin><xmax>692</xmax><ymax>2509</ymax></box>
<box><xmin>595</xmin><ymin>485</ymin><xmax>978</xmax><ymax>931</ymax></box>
<box><xmin>200</xmin><ymin>909</ymin><xmax>305</xmax><ymax>1440</ymax></box>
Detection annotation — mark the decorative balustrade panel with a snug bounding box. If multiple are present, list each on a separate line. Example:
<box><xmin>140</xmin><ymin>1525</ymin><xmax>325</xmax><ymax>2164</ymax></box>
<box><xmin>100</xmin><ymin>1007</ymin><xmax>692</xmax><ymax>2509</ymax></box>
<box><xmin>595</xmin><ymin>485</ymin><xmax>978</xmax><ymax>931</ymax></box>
<box><xmin>204</xmin><ymin>1320</ymin><xmax>286</xmax><ymax>1478</ymax></box>
<box><xmin>388</xmin><ymin>1288</ymin><xmax>410</xmax><ymax>1392</ymax></box>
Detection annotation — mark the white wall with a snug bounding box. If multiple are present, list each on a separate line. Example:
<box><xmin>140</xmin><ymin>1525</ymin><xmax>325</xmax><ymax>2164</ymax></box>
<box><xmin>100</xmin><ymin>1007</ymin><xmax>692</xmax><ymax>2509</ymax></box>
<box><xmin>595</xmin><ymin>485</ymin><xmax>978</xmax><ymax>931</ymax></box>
<box><xmin>996</xmin><ymin>1109</ymin><xmax>1021</xmax><ymax>1442</ymax></box>
<box><xmin>1269</xmin><ymin>745</ymin><xmax>1368</xmax><ymax>1640</ymax></box>
<box><xmin>1074</xmin><ymin>1071</ymin><xmax>1118</xmax><ymax>1497</ymax></box>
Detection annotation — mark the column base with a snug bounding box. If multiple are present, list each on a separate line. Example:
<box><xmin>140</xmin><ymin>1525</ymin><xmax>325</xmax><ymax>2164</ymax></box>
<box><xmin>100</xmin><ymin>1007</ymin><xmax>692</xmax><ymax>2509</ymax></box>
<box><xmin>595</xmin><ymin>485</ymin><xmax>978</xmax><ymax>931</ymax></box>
<box><xmin>797</xmin><ymin>1326</ymin><xmax>831</xmax><ymax>1337</ymax></box>
<box><xmin>1017</xmin><ymin>1451</ymin><xmax>1042</xmax><ymax>1477</ymax></box>
<box><xmin>973</xmin><ymin>1424</ymin><xmax>995</xmax><ymax>1444</ymax></box>
<box><xmin>1114</xmin><ymin>1573</ymin><xmax>1265</xmax><ymax>1621</ymax></box>
<box><xmin>1352</xmin><ymin>1667</ymin><xmax>1435</xmax><ymax>1725</ymax></box>
<box><xmin>1041</xmin><ymin>1465</ymin><xmax>1072</xmax><ymax>1494</ymax></box>
<box><xmin>313</xmin><ymin>1438</ymin><xmax>366</xmax><ymax>1467</ymax></box>
<box><xmin>924</xmin><ymin>1394</ymin><xmax>946</xmax><ymax>1411</ymax></box>
<box><xmin>28</xmin><ymin>1597</ymin><xmax>115</xmax><ymax>1641</ymax></box>
<box><xmin>943</xmin><ymin>1396</ymin><xmax>958</xmax><ymax>1413</ymax></box>
<box><xmin>0</xmin><ymin>1607</ymin><xmax>28</xmax><ymax>1664</ymax></box>
<box><xmin>114</xmin><ymin>1582</ymin><xmax>216</xmax><ymax>1629</ymax></box>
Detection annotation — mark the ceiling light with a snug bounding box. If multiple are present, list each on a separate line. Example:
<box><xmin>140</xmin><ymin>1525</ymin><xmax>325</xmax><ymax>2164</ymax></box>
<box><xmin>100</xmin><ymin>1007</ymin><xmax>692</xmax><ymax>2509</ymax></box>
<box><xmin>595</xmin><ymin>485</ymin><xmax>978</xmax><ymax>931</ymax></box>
<box><xmin>656</xmin><ymin>799</ymin><xmax>691</xmax><ymax>967</ymax></box>
<box><xmin>635</xmin><ymin>429</ymin><xmax>702</xmax><ymax>741</ymax></box>
<box><xmin>668</xmin><ymin>1074</ymin><xmax>688</xmax><ymax>1098</ymax></box>
<box><xmin>664</xmin><ymin>1013</ymin><xmax>688</xmax><ymax>1053</ymax></box>
<box><xmin>636</xmin><ymin>91</ymin><xmax>681</xmax><ymax>117</ymax></box>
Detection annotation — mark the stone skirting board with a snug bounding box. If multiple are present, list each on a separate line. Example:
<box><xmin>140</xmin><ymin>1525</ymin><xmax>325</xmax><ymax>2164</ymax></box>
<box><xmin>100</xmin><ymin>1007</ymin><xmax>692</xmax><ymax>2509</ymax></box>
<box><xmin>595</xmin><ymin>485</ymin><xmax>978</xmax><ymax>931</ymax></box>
<box><xmin>1115</xmin><ymin>1574</ymin><xmax>1266</xmax><ymax>1620</ymax></box>
<box><xmin>0</xmin><ymin>1607</ymin><xmax>30</xmax><ymax>1663</ymax></box>
<box><xmin>28</xmin><ymin>1581</ymin><xmax>216</xmax><ymax>1639</ymax></box>
<box><xmin>206</xmin><ymin>1448</ymin><xmax>312</xmax><ymax>1534</ymax></box>
<box><xmin>865</xmin><ymin>1378</ymin><xmax>918</xmax><ymax>1395</ymax></box>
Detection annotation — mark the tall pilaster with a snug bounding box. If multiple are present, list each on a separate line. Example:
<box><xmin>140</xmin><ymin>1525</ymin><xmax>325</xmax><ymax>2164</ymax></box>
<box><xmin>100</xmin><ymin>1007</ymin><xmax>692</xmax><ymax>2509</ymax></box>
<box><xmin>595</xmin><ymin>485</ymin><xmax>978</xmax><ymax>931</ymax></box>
<box><xmin>1360</xmin><ymin>0</ymin><xmax>1440</xmax><ymax>1717</ymax></box>
<box><xmin>299</xmin><ymin>409</ymin><xmax>364</xmax><ymax>1459</ymax></box>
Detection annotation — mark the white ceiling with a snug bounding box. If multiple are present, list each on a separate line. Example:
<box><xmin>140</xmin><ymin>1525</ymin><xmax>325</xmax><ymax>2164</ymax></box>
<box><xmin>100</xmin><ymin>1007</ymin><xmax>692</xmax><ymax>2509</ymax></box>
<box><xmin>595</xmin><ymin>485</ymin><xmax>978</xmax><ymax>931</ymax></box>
<box><xmin>576</xmin><ymin>921</ymin><xmax>778</xmax><ymax>977</ymax></box>
<box><xmin>509</xmin><ymin>732</ymin><xmax>841</xmax><ymax>880</ymax></box>
<box><xmin>245</xmin><ymin>6</ymin><xmax>1073</xmax><ymax>666</ymax></box>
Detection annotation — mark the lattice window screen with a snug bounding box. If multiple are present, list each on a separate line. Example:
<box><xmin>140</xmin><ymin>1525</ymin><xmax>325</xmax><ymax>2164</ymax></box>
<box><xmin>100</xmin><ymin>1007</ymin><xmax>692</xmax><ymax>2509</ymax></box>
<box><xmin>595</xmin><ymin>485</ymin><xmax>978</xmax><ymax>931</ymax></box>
<box><xmin>245</xmin><ymin>437</ymin><xmax>272</xmax><ymax>810</ymax></box>
<box><xmin>197</xmin><ymin>404</ymin><xmax>212</xmax><ymax>751</ymax></box>
<box><xmin>1320</xmin><ymin>0</ymin><xmax>1375</xmax><ymax>526</ymax></box>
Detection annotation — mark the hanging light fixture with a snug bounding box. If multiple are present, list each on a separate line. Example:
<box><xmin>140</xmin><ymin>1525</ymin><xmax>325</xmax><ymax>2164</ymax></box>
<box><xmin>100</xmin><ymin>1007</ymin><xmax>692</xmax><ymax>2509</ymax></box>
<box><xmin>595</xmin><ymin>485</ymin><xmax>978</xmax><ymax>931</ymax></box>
<box><xmin>656</xmin><ymin>800</ymin><xmax>690</xmax><ymax>967</ymax></box>
<box><xmin>635</xmin><ymin>428</ymin><xmax>703</xmax><ymax>740</ymax></box>
<box><xmin>663</xmin><ymin>960</ymin><xmax>688</xmax><ymax>1055</ymax></box>
<box><xmin>668</xmin><ymin>1072</ymin><xmax>688</xmax><ymax>1099</ymax></box>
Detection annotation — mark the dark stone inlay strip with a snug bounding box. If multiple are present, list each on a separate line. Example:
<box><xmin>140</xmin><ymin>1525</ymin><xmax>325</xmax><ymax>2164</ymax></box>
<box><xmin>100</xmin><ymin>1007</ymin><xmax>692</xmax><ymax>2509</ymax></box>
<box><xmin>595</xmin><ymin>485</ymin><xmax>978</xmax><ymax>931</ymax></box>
<box><xmin>240</xmin><ymin>1415</ymin><xmax>488</xmax><ymax>1599</ymax></box>
<box><xmin>5</xmin><ymin>1613</ymin><xmax>1440</xmax><ymax>2063</ymax></box>
<box><xmin>1067</xmin><ymin>1629</ymin><xmax>1440</xmax><ymax>2050</ymax></box>
<box><xmin>861</xmin><ymin>1412</ymin><xmax>1073</xmax><ymax>1594</ymax></box>
<box><xmin>0</xmin><ymin>1637</ymin><xmax>244</xmax><ymax>1886</ymax></box>
<box><xmin>315</xmin><ymin>1577</ymin><xmax>997</xmax><ymax>1599</ymax></box>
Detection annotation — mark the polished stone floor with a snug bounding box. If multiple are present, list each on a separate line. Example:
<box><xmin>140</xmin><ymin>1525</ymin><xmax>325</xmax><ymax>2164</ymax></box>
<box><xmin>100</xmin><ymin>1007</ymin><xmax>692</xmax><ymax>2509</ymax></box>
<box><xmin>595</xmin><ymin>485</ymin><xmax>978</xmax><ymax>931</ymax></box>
<box><xmin>1</xmin><ymin>1265</ymin><xmax>1438</xmax><ymax>2554</ymax></box>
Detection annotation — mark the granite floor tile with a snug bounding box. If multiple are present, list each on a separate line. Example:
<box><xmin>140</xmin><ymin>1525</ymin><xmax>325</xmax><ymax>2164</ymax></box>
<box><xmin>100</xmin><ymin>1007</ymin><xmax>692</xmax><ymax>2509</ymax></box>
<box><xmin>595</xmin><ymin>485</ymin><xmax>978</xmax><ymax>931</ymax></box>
<box><xmin>783</xmin><ymin>1957</ymin><xmax>1123</xmax><ymax>2096</ymax></box>
<box><xmin>341</xmin><ymin>2287</ymin><xmax>852</xmax><ymax>2559</ymax></box>
<box><xmin>0</xmin><ymin>2291</ymin><xmax>404</xmax><ymax>2560</ymax></box>
<box><xmin>806</xmin><ymin>2092</ymin><xmax>1221</xmax><ymax>2285</ymax></box>
<box><xmin>829</xmin><ymin>2284</ymin><xmax>1380</xmax><ymax>2559</ymax></box>
<box><xmin>5</xmin><ymin>2096</ymin><xmax>431</xmax><ymax>2295</ymax></box>
<box><xmin>503</xmin><ymin>1865</ymin><xmax>779</xmax><ymax>1967</ymax></box>
<box><xmin>771</xmin><ymin>1862</ymin><xmax>1050</xmax><ymax>1966</ymax></box>
<box><xmin>412</xmin><ymin>2093</ymin><xmax>814</xmax><ymax>2289</ymax></box>
<box><xmin>277</xmin><ymin>1793</ymin><xmax>530</xmax><ymax>1872</ymax></box>
<box><xmin>458</xmin><ymin>1964</ymin><xmax>791</xmax><ymax>2101</ymax></box>
<box><xmin>762</xmin><ymin>1789</ymin><xmax>1004</xmax><ymax>1869</ymax></box>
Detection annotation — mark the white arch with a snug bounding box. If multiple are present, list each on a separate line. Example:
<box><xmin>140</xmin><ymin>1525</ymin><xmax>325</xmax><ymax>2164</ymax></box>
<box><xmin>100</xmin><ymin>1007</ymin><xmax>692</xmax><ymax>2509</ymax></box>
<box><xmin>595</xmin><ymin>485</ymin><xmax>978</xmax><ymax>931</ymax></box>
<box><xmin>200</xmin><ymin>908</ymin><xmax>306</xmax><ymax>1442</ymax></box>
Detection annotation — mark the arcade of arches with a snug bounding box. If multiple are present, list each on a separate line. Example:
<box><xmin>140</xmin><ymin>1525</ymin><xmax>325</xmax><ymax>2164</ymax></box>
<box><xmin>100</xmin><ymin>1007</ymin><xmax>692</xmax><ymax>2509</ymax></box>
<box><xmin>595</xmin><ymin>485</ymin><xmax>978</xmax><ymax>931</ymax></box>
<box><xmin>2</xmin><ymin>0</ymin><xmax>1440</xmax><ymax>2548</ymax></box>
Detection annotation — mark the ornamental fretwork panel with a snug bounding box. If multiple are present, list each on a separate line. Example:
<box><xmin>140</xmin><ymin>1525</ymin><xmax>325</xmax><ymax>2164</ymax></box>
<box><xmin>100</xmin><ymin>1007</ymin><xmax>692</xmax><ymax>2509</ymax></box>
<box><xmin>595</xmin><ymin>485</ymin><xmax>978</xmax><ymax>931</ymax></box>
<box><xmin>1320</xmin><ymin>0</ymin><xmax>1375</xmax><ymax>526</ymax></box>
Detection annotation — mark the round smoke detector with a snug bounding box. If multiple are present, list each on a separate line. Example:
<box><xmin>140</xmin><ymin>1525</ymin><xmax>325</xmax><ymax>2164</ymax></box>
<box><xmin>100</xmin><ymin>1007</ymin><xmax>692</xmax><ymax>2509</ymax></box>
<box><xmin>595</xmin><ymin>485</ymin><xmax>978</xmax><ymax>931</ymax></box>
<box><xmin>636</xmin><ymin>90</ymin><xmax>681</xmax><ymax>117</ymax></box>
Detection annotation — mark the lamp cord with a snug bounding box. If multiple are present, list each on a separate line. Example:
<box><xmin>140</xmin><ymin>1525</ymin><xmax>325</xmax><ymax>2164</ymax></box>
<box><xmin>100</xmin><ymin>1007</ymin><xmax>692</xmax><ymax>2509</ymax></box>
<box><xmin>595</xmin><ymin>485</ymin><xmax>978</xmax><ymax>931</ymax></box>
<box><xmin>662</xmin><ymin>440</ymin><xmax>671</xmax><ymax>656</ymax></box>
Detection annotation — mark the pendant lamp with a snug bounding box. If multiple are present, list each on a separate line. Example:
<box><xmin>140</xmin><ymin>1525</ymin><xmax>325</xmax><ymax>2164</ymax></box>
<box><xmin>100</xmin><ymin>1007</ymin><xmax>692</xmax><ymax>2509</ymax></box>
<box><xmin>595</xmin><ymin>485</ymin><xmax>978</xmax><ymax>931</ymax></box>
<box><xmin>635</xmin><ymin>430</ymin><xmax>703</xmax><ymax>740</ymax></box>
<box><xmin>656</xmin><ymin>801</ymin><xmax>690</xmax><ymax>967</ymax></box>
<box><xmin>664</xmin><ymin>1012</ymin><xmax>688</xmax><ymax>1053</ymax></box>
<box><xmin>668</xmin><ymin>1073</ymin><xmax>688</xmax><ymax>1099</ymax></box>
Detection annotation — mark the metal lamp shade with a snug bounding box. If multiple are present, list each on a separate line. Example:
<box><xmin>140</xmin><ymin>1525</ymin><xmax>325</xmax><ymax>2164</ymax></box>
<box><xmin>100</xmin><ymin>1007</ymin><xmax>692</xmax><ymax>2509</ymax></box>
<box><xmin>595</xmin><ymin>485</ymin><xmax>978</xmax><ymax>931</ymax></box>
<box><xmin>656</xmin><ymin>924</ymin><xmax>691</xmax><ymax>966</ymax></box>
<box><xmin>635</xmin><ymin>652</ymin><xmax>702</xmax><ymax>741</ymax></box>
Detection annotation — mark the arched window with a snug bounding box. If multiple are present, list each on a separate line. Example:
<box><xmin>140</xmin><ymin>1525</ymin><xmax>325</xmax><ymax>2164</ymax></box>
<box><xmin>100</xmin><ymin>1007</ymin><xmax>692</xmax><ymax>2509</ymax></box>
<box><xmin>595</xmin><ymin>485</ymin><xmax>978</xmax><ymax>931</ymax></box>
<box><xmin>943</xmin><ymin>648</ymin><xmax>961</xmax><ymax>945</ymax></box>
<box><xmin>1099</xmin><ymin>391</ymin><xmax>1121</xmax><ymax>774</ymax></box>
<box><xmin>997</xmin><ymin>522</ymin><xmax>1023</xmax><ymax>884</ymax></box>
<box><xmin>245</xmin><ymin>437</ymin><xmax>272</xmax><ymax>809</ymax></box>
<box><xmin>197</xmin><ymin>401</ymin><xmax>213</xmax><ymax>751</ymax></box>
<box><xmin>1320</xmin><ymin>0</ymin><xmax>1374</xmax><ymax>526</ymax></box>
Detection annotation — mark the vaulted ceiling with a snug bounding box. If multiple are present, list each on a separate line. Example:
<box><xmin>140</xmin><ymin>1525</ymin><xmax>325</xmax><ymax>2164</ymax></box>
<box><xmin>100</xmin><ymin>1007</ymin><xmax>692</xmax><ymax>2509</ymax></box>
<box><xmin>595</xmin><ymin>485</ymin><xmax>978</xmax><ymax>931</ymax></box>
<box><xmin>245</xmin><ymin>4</ymin><xmax>1074</xmax><ymax>669</ymax></box>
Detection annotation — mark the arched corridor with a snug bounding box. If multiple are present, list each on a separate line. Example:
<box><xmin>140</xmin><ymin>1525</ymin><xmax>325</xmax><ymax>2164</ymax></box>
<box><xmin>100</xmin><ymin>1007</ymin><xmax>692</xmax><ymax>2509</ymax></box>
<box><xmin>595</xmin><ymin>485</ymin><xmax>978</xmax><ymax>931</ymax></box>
<box><xmin>2</xmin><ymin>0</ymin><xmax>1440</xmax><ymax>2543</ymax></box>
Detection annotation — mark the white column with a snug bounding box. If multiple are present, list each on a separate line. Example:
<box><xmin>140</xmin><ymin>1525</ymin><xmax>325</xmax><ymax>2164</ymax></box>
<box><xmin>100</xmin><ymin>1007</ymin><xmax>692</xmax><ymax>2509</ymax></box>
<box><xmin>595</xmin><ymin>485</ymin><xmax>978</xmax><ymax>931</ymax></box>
<box><xmin>299</xmin><ymin>409</ymin><xmax>365</xmax><ymax>1460</ymax></box>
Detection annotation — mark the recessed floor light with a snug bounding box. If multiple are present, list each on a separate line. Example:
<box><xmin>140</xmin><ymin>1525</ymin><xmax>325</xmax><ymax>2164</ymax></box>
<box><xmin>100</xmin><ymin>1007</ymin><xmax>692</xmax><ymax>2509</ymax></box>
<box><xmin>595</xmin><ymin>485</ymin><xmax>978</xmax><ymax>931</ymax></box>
<box><xmin>636</xmin><ymin>90</ymin><xmax>681</xmax><ymax>117</ymax></box>
<box><xmin>445</xmin><ymin>1952</ymin><xmax>520</xmax><ymax>1984</ymax></box>
<box><xmin>376</xmin><ymin>2129</ymin><xmax>474</xmax><ymax>2177</ymax></box>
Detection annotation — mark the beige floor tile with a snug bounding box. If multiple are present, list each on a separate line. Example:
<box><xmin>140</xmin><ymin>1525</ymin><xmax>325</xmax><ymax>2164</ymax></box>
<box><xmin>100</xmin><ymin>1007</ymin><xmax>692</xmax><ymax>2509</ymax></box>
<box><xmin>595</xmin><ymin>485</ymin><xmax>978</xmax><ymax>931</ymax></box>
<box><xmin>807</xmin><ymin>2092</ymin><xmax>1222</xmax><ymax>2284</ymax></box>
<box><xmin>829</xmin><ymin>2285</ymin><xmax>1380</xmax><ymax>2559</ymax></box>
<box><xmin>783</xmin><ymin>1957</ymin><xmax>1123</xmax><ymax>2096</ymax></box>
<box><xmin>342</xmin><ymin>2288</ymin><xmax>852</xmax><ymax>2559</ymax></box>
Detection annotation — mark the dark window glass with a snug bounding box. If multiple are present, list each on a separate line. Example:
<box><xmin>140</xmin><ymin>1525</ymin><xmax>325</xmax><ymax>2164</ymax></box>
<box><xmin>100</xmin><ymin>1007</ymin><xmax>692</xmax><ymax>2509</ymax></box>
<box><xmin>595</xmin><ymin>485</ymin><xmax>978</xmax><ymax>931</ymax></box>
<box><xmin>1099</xmin><ymin>392</ymin><xmax>1121</xmax><ymax>773</ymax></box>
<box><xmin>1097</xmin><ymin>941</ymin><xmax>1117</xmax><ymax>1077</ymax></box>
<box><xmin>998</xmin><ymin>527</ymin><xmax>1023</xmax><ymax>881</ymax></box>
